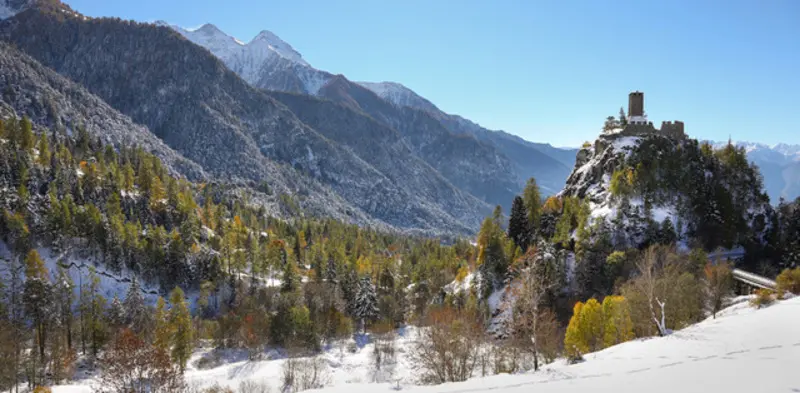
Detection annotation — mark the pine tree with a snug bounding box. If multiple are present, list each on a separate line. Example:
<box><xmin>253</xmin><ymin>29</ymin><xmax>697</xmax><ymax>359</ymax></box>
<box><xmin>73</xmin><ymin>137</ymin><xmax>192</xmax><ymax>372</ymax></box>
<box><xmin>153</xmin><ymin>297</ymin><xmax>171</xmax><ymax>354</ymax></box>
<box><xmin>168</xmin><ymin>287</ymin><xmax>193</xmax><ymax>373</ymax></box>
<box><xmin>122</xmin><ymin>161</ymin><xmax>135</xmax><ymax>192</ymax></box>
<box><xmin>325</xmin><ymin>256</ymin><xmax>338</xmax><ymax>283</ymax></box>
<box><xmin>354</xmin><ymin>277</ymin><xmax>379</xmax><ymax>333</ymax></box>
<box><xmin>83</xmin><ymin>267</ymin><xmax>107</xmax><ymax>357</ymax></box>
<box><xmin>106</xmin><ymin>296</ymin><xmax>126</xmax><ymax>331</ymax></box>
<box><xmin>53</xmin><ymin>265</ymin><xmax>75</xmax><ymax>351</ymax></box>
<box><xmin>507</xmin><ymin>196</ymin><xmax>530</xmax><ymax>251</ymax></box>
<box><xmin>36</xmin><ymin>133</ymin><xmax>50</xmax><ymax>167</ymax></box>
<box><xmin>281</xmin><ymin>250</ymin><xmax>300</xmax><ymax>294</ymax></box>
<box><xmin>618</xmin><ymin>107</ymin><xmax>627</xmax><ymax>126</ymax></box>
<box><xmin>22</xmin><ymin>249</ymin><xmax>53</xmax><ymax>382</ymax></box>
<box><xmin>523</xmin><ymin>178</ymin><xmax>542</xmax><ymax>238</ymax></box>
<box><xmin>19</xmin><ymin>117</ymin><xmax>34</xmax><ymax>152</ymax></box>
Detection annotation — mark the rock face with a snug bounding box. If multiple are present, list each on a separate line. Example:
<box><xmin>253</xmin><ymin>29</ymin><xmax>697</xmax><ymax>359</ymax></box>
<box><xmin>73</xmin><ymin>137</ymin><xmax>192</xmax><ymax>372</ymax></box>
<box><xmin>0</xmin><ymin>4</ymin><xmax>487</xmax><ymax>235</ymax></box>
<box><xmin>559</xmin><ymin>131</ymin><xmax>774</xmax><ymax>250</ymax></box>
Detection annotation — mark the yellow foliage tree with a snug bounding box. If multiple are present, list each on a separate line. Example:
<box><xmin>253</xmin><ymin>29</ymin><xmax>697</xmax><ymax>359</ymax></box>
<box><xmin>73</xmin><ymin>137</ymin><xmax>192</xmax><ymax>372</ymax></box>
<box><xmin>153</xmin><ymin>297</ymin><xmax>172</xmax><ymax>354</ymax></box>
<box><xmin>580</xmin><ymin>298</ymin><xmax>604</xmax><ymax>352</ymax></box>
<box><xmin>564</xmin><ymin>302</ymin><xmax>587</xmax><ymax>361</ymax></box>
<box><xmin>24</xmin><ymin>249</ymin><xmax>48</xmax><ymax>280</ymax></box>
<box><xmin>602</xmin><ymin>296</ymin><xmax>635</xmax><ymax>348</ymax></box>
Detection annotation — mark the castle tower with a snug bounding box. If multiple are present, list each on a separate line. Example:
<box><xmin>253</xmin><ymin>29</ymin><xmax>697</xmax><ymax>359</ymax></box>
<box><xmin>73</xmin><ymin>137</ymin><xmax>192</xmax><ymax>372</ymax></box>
<box><xmin>627</xmin><ymin>91</ymin><xmax>648</xmax><ymax>125</ymax></box>
<box><xmin>628</xmin><ymin>91</ymin><xmax>644</xmax><ymax>117</ymax></box>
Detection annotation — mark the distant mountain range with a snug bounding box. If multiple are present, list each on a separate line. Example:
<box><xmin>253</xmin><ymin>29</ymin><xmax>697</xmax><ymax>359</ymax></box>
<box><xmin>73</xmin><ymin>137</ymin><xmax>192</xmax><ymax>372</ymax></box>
<box><xmin>165</xmin><ymin>22</ymin><xmax>578</xmax><ymax>199</ymax></box>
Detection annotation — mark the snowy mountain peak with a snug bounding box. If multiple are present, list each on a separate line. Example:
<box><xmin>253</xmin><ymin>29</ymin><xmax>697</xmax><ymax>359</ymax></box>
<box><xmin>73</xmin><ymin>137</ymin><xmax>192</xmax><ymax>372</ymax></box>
<box><xmin>248</xmin><ymin>29</ymin><xmax>309</xmax><ymax>66</ymax></box>
<box><xmin>358</xmin><ymin>81</ymin><xmax>439</xmax><ymax>113</ymax></box>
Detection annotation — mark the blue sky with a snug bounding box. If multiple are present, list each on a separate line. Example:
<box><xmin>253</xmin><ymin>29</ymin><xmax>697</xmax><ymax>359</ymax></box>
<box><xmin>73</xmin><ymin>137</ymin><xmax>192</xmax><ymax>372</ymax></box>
<box><xmin>68</xmin><ymin>0</ymin><xmax>799</xmax><ymax>147</ymax></box>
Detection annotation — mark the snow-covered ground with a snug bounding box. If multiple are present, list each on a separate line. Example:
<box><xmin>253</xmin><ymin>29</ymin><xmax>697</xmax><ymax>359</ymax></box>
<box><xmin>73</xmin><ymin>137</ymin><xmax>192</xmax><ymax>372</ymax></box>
<box><xmin>314</xmin><ymin>297</ymin><xmax>800</xmax><ymax>393</ymax></box>
<box><xmin>49</xmin><ymin>296</ymin><xmax>800</xmax><ymax>392</ymax></box>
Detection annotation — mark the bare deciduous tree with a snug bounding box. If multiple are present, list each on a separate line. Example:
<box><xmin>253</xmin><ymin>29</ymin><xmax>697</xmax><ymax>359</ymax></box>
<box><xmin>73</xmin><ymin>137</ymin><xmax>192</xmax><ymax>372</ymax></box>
<box><xmin>281</xmin><ymin>356</ymin><xmax>330</xmax><ymax>393</ymax></box>
<box><xmin>705</xmin><ymin>261</ymin><xmax>733</xmax><ymax>318</ymax></box>
<box><xmin>633</xmin><ymin>246</ymin><xmax>669</xmax><ymax>336</ymax></box>
<box><xmin>409</xmin><ymin>306</ymin><xmax>481</xmax><ymax>384</ymax></box>
<box><xmin>97</xmin><ymin>329</ymin><xmax>184</xmax><ymax>393</ymax></box>
<box><xmin>510</xmin><ymin>261</ymin><xmax>561</xmax><ymax>371</ymax></box>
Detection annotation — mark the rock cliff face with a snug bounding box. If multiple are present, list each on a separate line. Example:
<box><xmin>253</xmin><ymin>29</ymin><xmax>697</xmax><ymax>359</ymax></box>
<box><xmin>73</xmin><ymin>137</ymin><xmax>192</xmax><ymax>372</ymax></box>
<box><xmin>559</xmin><ymin>130</ymin><xmax>773</xmax><ymax>250</ymax></box>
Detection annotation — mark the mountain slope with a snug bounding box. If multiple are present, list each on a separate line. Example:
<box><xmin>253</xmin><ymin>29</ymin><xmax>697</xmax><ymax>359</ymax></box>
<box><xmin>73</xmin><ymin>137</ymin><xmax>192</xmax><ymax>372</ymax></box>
<box><xmin>317</xmin><ymin>75</ymin><xmax>520</xmax><ymax>209</ymax></box>
<box><xmin>166</xmin><ymin>23</ymin><xmax>527</xmax><ymax>209</ymax></box>
<box><xmin>0</xmin><ymin>41</ymin><xmax>205</xmax><ymax>179</ymax></box>
<box><xmin>266</xmin><ymin>90</ymin><xmax>492</xmax><ymax>228</ymax></box>
<box><xmin>0</xmin><ymin>4</ymin><xmax>482</xmax><ymax>234</ymax></box>
<box><xmin>358</xmin><ymin>81</ymin><xmax>576</xmax><ymax>194</ymax></box>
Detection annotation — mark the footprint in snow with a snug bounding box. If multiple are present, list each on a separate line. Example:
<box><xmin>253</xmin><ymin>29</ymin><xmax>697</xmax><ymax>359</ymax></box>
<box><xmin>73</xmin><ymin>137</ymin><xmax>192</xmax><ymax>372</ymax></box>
<box><xmin>725</xmin><ymin>349</ymin><xmax>750</xmax><ymax>356</ymax></box>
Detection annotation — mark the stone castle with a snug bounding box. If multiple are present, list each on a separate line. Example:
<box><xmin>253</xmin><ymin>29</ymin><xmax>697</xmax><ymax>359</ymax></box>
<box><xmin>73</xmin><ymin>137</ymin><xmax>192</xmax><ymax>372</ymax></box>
<box><xmin>612</xmin><ymin>91</ymin><xmax>686</xmax><ymax>139</ymax></box>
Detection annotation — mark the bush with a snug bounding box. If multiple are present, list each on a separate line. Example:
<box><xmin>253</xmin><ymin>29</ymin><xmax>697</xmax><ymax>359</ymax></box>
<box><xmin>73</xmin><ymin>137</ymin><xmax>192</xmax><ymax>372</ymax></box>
<box><xmin>409</xmin><ymin>306</ymin><xmax>482</xmax><ymax>384</ymax></box>
<box><xmin>238</xmin><ymin>380</ymin><xmax>272</xmax><ymax>393</ymax></box>
<box><xmin>200</xmin><ymin>384</ymin><xmax>234</xmax><ymax>393</ymax></box>
<box><xmin>750</xmin><ymin>289</ymin><xmax>775</xmax><ymax>309</ymax></box>
<box><xmin>97</xmin><ymin>329</ymin><xmax>184</xmax><ymax>393</ymax></box>
<box><xmin>32</xmin><ymin>387</ymin><xmax>52</xmax><ymax>393</ymax></box>
<box><xmin>281</xmin><ymin>356</ymin><xmax>331</xmax><ymax>393</ymax></box>
<box><xmin>776</xmin><ymin>267</ymin><xmax>800</xmax><ymax>296</ymax></box>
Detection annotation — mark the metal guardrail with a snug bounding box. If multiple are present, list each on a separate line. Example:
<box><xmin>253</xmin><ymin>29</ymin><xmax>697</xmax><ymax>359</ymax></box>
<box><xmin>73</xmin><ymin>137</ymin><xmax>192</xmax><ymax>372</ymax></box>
<box><xmin>731</xmin><ymin>268</ymin><xmax>777</xmax><ymax>290</ymax></box>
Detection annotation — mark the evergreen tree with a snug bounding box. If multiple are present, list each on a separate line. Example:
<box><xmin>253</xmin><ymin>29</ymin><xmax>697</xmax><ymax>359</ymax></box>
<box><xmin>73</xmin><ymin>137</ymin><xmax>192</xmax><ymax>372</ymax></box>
<box><xmin>106</xmin><ymin>296</ymin><xmax>126</xmax><ymax>331</ymax></box>
<box><xmin>523</xmin><ymin>178</ymin><xmax>542</xmax><ymax>238</ymax></box>
<box><xmin>507</xmin><ymin>196</ymin><xmax>530</xmax><ymax>251</ymax></box>
<box><xmin>354</xmin><ymin>277</ymin><xmax>379</xmax><ymax>333</ymax></box>
<box><xmin>83</xmin><ymin>267</ymin><xmax>107</xmax><ymax>357</ymax></box>
<box><xmin>22</xmin><ymin>249</ymin><xmax>53</xmax><ymax>381</ymax></box>
<box><xmin>36</xmin><ymin>133</ymin><xmax>50</xmax><ymax>167</ymax></box>
<box><xmin>122</xmin><ymin>278</ymin><xmax>148</xmax><ymax>336</ymax></box>
<box><xmin>281</xmin><ymin>250</ymin><xmax>300</xmax><ymax>294</ymax></box>
<box><xmin>153</xmin><ymin>297</ymin><xmax>171</xmax><ymax>354</ymax></box>
<box><xmin>19</xmin><ymin>117</ymin><xmax>34</xmax><ymax>152</ymax></box>
<box><xmin>618</xmin><ymin>107</ymin><xmax>628</xmax><ymax>126</ymax></box>
<box><xmin>168</xmin><ymin>287</ymin><xmax>193</xmax><ymax>373</ymax></box>
<box><xmin>53</xmin><ymin>265</ymin><xmax>75</xmax><ymax>351</ymax></box>
<box><xmin>325</xmin><ymin>256</ymin><xmax>338</xmax><ymax>283</ymax></box>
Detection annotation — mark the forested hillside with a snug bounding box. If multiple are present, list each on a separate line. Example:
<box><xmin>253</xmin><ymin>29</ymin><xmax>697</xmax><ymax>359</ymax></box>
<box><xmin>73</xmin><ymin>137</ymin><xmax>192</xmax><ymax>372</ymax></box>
<box><xmin>0</xmin><ymin>116</ymin><xmax>477</xmax><ymax>391</ymax></box>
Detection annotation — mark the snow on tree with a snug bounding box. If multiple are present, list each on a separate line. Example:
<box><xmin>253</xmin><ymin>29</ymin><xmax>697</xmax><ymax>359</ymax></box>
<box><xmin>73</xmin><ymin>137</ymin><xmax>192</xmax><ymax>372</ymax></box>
<box><xmin>123</xmin><ymin>277</ymin><xmax>148</xmax><ymax>334</ymax></box>
<box><xmin>354</xmin><ymin>277</ymin><xmax>379</xmax><ymax>333</ymax></box>
<box><xmin>106</xmin><ymin>295</ymin><xmax>126</xmax><ymax>330</ymax></box>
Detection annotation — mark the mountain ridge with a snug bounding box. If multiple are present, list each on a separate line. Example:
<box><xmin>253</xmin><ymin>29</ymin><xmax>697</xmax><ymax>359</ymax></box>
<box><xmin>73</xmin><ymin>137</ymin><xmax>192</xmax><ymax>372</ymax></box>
<box><xmin>0</xmin><ymin>6</ymin><xmax>487</xmax><ymax>234</ymax></box>
<box><xmin>165</xmin><ymin>21</ymin><xmax>576</xmax><ymax>202</ymax></box>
